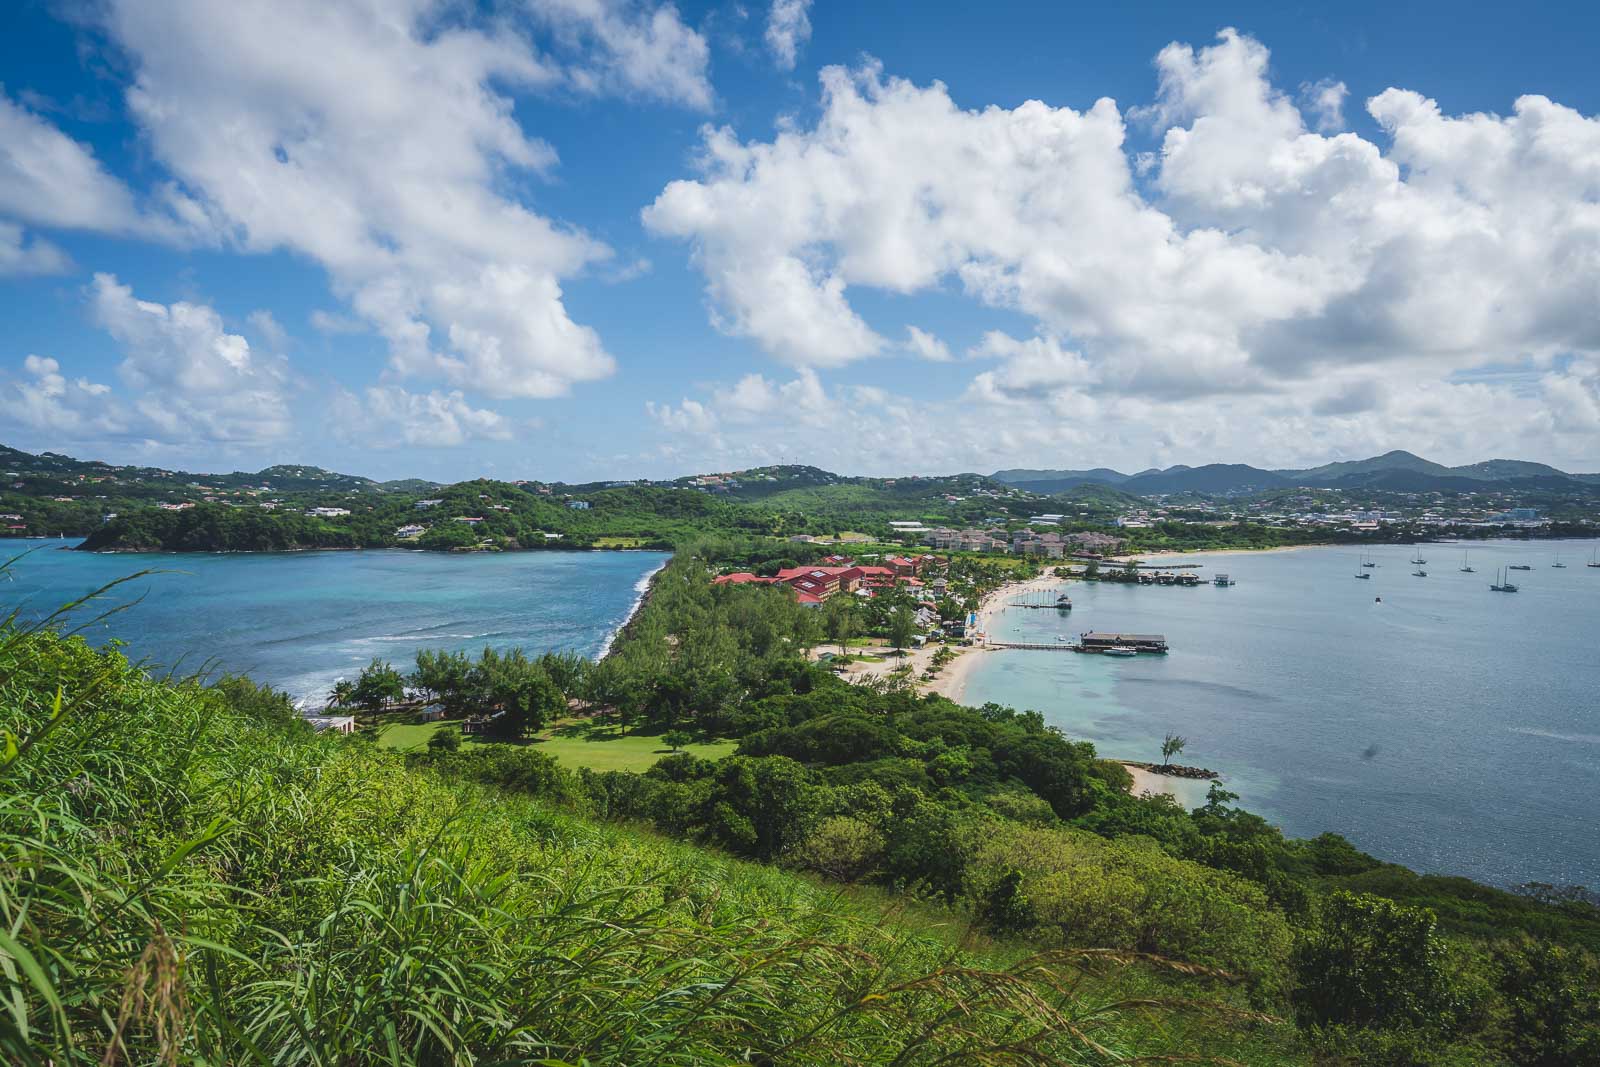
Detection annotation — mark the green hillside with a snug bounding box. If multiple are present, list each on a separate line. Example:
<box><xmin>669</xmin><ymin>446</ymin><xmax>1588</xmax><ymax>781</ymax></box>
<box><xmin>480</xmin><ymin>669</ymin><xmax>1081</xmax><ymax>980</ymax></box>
<box><xmin>6</xmin><ymin>545</ymin><xmax>1599</xmax><ymax>1063</ymax></box>
<box><xmin>0</xmin><ymin>589</ymin><xmax>1302</xmax><ymax>1064</ymax></box>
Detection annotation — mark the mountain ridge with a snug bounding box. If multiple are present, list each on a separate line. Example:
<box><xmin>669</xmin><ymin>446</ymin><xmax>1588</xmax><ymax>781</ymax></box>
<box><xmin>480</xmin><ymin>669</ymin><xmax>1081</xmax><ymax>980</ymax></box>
<box><xmin>990</xmin><ymin>451</ymin><xmax>1598</xmax><ymax>495</ymax></box>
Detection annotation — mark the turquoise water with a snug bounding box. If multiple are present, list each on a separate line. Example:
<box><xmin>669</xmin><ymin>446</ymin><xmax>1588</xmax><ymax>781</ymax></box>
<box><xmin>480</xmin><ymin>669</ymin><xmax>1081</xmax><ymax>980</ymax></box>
<box><xmin>2</xmin><ymin>542</ymin><xmax>667</xmax><ymax>709</ymax></box>
<box><xmin>964</xmin><ymin>540</ymin><xmax>1600</xmax><ymax>889</ymax></box>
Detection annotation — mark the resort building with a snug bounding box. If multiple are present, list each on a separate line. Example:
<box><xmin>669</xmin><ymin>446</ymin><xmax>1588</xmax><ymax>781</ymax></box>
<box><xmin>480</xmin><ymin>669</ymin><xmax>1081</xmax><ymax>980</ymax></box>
<box><xmin>304</xmin><ymin>715</ymin><xmax>357</xmax><ymax>734</ymax></box>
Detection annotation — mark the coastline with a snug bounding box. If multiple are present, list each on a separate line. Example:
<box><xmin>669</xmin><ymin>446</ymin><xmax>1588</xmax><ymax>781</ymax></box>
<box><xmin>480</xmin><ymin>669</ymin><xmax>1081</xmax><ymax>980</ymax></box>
<box><xmin>922</xmin><ymin>571</ymin><xmax>1063</xmax><ymax>702</ymax></box>
<box><xmin>597</xmin><ymin>557</ymin><xmax>669</xmax><ymax>660</ymax></box>
<box><xmin>1110</xmin><ymin>543</ymin><xmax>1329</xmax><ymax>563</ymax></box>
<box><xmin>1120</xmin><ymin>763</ymin><xmax>1214</xmax><ymax>806</ymax></box>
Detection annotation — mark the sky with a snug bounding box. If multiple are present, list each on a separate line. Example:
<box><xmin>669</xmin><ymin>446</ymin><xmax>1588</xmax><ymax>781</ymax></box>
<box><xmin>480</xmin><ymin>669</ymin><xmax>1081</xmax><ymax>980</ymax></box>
<box><xmin>2</xmin><ymin>0</ymin><xmax>1599</xmax><ymax>482</ymax></box>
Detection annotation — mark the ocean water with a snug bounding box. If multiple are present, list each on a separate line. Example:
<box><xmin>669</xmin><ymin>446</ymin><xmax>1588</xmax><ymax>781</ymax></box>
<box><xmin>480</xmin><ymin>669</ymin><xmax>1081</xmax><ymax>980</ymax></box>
<box><xmin>1</xmin><ymin>542</ymin><xmax>667</xmax><ymax>708</ymax></box>
<box><xmin>962</xmin><ymin>539</ymin><xmax>1600</xmax><ymax>889</ymax></box>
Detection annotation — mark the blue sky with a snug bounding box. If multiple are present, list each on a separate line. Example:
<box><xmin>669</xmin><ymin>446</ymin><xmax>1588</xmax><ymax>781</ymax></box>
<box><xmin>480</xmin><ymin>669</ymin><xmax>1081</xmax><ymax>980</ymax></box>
<box><xmin>2</xmin><ymin>0</ymin><xmax>1599</xmax><ymax>481</ymax></box>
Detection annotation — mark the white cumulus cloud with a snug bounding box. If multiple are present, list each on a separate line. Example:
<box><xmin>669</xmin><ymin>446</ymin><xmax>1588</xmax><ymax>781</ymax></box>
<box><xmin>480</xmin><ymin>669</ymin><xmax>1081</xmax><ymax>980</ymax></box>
<box><xmin>98</xmin><ymin>0</ymin><xmax>630</xmax><ymax>401</ymax></box>
<box><xmin>765</xmin><ymin>0</ymin><xmax>813</xmax><ymax>70</ymax></box>
<box><xmin>333</xmin><ymin>385</ymin><xmax>511</xmax><ymax>448</ymax></box>
<box><xmin>644</xmin><ymin>30</ymin><xmax>1600</xmax><ymax>470</ymax></box>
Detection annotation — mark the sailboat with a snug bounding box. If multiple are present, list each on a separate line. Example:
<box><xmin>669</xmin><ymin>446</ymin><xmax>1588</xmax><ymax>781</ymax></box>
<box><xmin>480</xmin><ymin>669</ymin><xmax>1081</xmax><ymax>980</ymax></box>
<box><xmin>1459</xmin><ymin>549</ymin><xmax>1474</xmax><ymax>574</ymax></box>
<box><xmin>1490</xmin><ymin>568</ymin><xmax>1519</xmax><ymax>593</ymax></box>
<box><xmin>1361</xmin><ymin>552</ymin><xmax>1376</xmax><ymax>569</ymax></box>
<box><xmin>1589</xmin><ymin>545</ymin><xmax>1600</xmax><ymax>568</ymax></box>
<box><xmin>1553</xmin><ymin>552</ymin><xmax>1566</xmax><ymax>569</ymax></box>
<box><xmin>1412</xmin><ymin>568</ymin><xmax>1427</xmax><ymax>577</ymax></box>
<box><xmin>1409</xmin><ymin>546</ymin><xmax>1427</xmax><ymax>565</ymax></box>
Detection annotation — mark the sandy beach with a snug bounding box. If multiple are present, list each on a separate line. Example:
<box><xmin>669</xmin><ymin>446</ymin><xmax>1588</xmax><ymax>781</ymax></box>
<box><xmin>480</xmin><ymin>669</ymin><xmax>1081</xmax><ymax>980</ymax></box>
<box><xmin>1111</xmin><ymin>543</ymin><xmax>1329</xmax><ymax>563</ymax></box>
<box><xmin>1120</xmin><ymin>764</ymin><xmax>1218</xmax><ymax>807</ymax></box>
<box><xmin>816</xmin><ymin>571</ymin><xmax>1067</xmax><ymax>700</ymax></box>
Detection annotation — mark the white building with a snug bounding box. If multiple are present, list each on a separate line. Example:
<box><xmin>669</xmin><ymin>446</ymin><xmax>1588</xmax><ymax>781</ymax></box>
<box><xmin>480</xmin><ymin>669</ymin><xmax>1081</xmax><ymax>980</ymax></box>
<box><xmin>305</xmin><ymin>715</ymin><xmax>356</xmax><ymax>734</ymax></box>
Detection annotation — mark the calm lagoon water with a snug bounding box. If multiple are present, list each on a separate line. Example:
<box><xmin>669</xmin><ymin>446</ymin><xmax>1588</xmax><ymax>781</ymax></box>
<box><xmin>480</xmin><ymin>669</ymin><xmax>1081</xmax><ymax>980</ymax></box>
<box><xmin>2</xmin><ymin>541</ymin><xmax>667</xmax><ymax>709</ymax></box>
<box><xmin>963</xmin><ymin>539</ymin><xmax>1600</xmax><ymax>889</ymax></box>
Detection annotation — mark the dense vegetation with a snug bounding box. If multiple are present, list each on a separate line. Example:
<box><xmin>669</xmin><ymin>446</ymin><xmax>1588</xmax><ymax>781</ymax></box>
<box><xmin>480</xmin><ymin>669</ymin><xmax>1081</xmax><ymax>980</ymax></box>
<box><xmin>3</xmin><ymin>577</ymin><xmax>1307</xmax><ymax>1064</ymax></box>
<box><xmin>6</xmin><ymin>538</ymin><xmax>1600</xmax><ymax>1061</ymax></box>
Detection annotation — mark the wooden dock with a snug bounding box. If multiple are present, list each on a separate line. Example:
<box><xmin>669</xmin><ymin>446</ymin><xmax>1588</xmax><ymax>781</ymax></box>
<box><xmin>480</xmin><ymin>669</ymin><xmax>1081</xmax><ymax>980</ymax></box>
<box><xmin>988</xmin><ymin>641</ymin><xmax>1084</xmax><ymax>652</ymax></box>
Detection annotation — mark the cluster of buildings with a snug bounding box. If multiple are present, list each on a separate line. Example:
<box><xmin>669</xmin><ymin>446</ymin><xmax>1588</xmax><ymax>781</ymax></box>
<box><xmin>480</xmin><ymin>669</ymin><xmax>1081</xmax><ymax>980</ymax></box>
<box><xmin>712</xmin><ymin>554</ymin><xmax>941</xmax><ymax>606</ymax></box>
<box><xmin>920</xmin><ymin>527</ymin><xmax>1124</xmax><ymax>558</ymax></box>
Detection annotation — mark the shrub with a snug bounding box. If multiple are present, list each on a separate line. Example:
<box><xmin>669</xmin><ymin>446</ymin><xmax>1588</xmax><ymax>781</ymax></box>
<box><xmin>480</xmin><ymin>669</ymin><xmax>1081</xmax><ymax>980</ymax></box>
<box><xmin>794</xmin><ymin>815</ymin><xmax>885</xmax><ymax>881</ymax></box>
<box><xmin>1293</xmin><ymin>891</ymin><xmax>1453</xmax><ymax>1029</ymax></box>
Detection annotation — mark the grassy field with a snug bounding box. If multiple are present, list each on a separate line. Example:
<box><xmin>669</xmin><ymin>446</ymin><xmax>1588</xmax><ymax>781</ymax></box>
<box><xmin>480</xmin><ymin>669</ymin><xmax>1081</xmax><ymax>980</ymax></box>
<box><xmin>534</xmin><ymin>729</ymin><xmax>737</xmax><ymax>771</ymax></box>
<box><xmin>593</xmin><ymin>535</ymin><xmax>647</xmax><ymax>548</ymax></box>
<box><xmin>375</xmin><ymin>719</ymin><xmax>450</xmax><ymax>750</ymax></box>
<box><xmin>376</xmin><ymin>717</ymin><xmax>736</xmax><ymax>771</ymax></box>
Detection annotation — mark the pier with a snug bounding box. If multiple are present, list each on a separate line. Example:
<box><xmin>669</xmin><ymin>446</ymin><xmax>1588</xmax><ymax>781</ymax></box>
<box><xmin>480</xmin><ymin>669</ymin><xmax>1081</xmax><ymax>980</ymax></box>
<box><xmin>1010</xmin><ymin>589</ymin><xmax>1074</xmax><ymax>609</ymax></box>
<box><xmin>989</xmin><ymin>641</ymin><xmax>1087</xmax><ymax>652</ymax></box>
<box><xmin>987</xmin><ymin>632</ymin><xmax>1170</xmax><ymax>654</ymax></box>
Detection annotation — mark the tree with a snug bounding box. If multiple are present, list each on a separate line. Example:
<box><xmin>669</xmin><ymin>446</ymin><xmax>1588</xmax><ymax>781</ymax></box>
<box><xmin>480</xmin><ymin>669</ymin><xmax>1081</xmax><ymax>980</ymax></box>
<box><xmin>824</xmin><ymin>596</ymin><xmax>857</xmax><ymax>653</ymax></box>
<box><xmin>663</xmin><ymin>729</ymin><xmax>693</xmax><ymax>753</ymax></box>
<box><xmin>411</xmin><ymin>648</ymin><xmax>471</xmax><ymax>708</ymax></box>
<box><xmin>1292</xmin><ymin>891</ymin><xmax>1453</xmax><ymax>1029</ymax></box>
<box><xmin>1160</xmin><ymin>733</ymin><xmax>1187</xmax><ymax>769</ymax></box>
<box><xmin>1493</xmin><ymin>937</ymin><xmax>1600</xmax><ymax>1066</ymax></box>
<box><xmin>352</xmin><ymin>659</ymin><xmax>405</xmax><ymax>711</ymax></box>
<box><xmin>469</xmin><ymin>649</ymin><xmax>565</xmax><ymax>739</ymax></box>
<box><xmin>327</xmin><ymin>678</ymin><xmax>357</xmax><ymax>709</ymax></box>
<box><xmin>887</xmin><ymin>606</ymin><xmax>916</xmax><ymax>655</ymax></box>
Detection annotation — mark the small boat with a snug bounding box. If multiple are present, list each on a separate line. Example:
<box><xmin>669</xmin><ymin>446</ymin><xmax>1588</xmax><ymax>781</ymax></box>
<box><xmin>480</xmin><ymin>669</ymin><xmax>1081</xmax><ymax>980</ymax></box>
<box><xmin>1553</xmin><ymin>553</ymin><xmax>1566</xmax><ymax>569</ymax></box>
<box><xmin>1213</xmin><ymin>573</ymin><xmax>1234</xmax><ymax>586</ymax></box>
<box><xmin>1374</xmin><ymin>596</ymin><xmax>1382</xmax><ymax>603</ymax></box>
<box><xmin>1055</xmin><ymin>593</ymin><xmax>1073</xmax><ymax>610</ymax></box>
<box><xmin>1354</xmin><ymin>572</ymin><xmax>1371</xmax><ymax>579</ymax></box>
<box><xmin>1361</xmin><ymin>552</ymin><xmax>1377</xmax><ymax>568</ymax></box>
<box><xmin>1459</xmin><ymin>549</ymin><xmax>1474</xmax><ymax>573</ymax></box>
<box><xmin>1410</xmin><ymin>555</ymin><xmax>1427</xmax><ymax>565</ymax></box>
<box><xmin>1102</xmin><ymin>646</ymin><xmax>1138</xmax><ymax>657</ymax></box>
<box><xmin>1055</xmin><ymin>635</ymin><xmax>1069</xmax><ymax>643</ymax></box>
<box><xmin>1588</xmin><ymin>546</ymin><xmax>1600</xmax><ymax>568</ymax></box>
<box><xmin>1412</xmin><ymin>568</ymin><xmax>1427</xmax><ymax>577</ymax></box>
<box><xmin>1490</xmin><ymin>567</ymin><xmax>1519</xmax><ymax>593</ymax></box>
<box><xmin>1509</xmin><ymin>564</ymin><xmax>1531</xmax><ymax>571</ymax></box>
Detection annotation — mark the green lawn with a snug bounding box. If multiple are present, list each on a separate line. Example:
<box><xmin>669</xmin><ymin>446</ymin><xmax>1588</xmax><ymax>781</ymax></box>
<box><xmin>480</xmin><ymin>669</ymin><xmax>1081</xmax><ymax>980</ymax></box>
<box><xmin>375</xmin><ymin>720</ymin><xmax>451</xmax><ymax>751</ymax></box>
<box><xmin>375</xmin><ymin>717</ymin><xmax>736</xmax><ymax>772</ymax></box>
<box><xmin>532</xmin><ymin>729</ymin><xmax>736</xmax><ymax>772</ymax></box>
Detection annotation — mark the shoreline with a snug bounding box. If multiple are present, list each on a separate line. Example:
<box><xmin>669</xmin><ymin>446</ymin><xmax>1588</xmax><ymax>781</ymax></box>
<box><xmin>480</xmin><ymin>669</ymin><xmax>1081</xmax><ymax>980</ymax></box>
<box><xmin>1109</xmin><ymin>543</ymin><xmax>1330</xmax><ymax>563</ymax></box>
<box><xmin>597</xmin><ymin>558</ymin><xmax>670</xmax><ymax>661</ymax></box>
<box><xmin>922</xmin><ymin>571</ymin><xmax>1063</xmax><ymax>701</ymax></box>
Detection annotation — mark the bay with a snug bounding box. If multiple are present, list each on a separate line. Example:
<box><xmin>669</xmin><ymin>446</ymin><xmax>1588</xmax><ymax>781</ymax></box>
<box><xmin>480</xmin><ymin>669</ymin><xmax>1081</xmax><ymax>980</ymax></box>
<box><xmin>961</xmin><ymin>539</ymin><xmax>1600</xmax><ymax>890</ymax></box>
<box><xmin>1</xmin><ymin>541</ymin><xmax>668</xmax><ymax>708</ymax></box>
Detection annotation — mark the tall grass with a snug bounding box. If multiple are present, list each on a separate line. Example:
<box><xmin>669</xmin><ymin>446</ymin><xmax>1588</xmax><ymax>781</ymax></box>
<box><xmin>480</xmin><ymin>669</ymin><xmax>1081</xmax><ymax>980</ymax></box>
<box><xmin>0</xmin><ymin>569</ymin><xmax>1295</xmax><ymax>1064</ymax></box>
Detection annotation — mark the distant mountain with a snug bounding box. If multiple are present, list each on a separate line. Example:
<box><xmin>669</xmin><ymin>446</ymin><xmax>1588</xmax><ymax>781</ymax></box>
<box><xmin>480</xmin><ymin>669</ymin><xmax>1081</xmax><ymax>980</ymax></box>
<box><xmin>0</xmin><ymin>445</ymin><xmax>435</xmax><ymax>495</ymax></box>
<box><xmin>992</xmin><ymin>467</ymin><xmax>1131</xmax><ymax>487</ymax></box>
<box><xmin>1451</xmin><ymin>459</ymin><xmax>1578</xmax><ymax>482</ymax></box>
<box><xmin>1124</xmin><ymin>463</ymin><xmax>1288</xmax><ymax>495</ymax></box>
<box><xmin>994</xmin><ymin>450</ymin><xmax>1598</xmax><ymax>497</ymax></box>
<box><xmin>1285</xmin><ymin>450</ymin><xmax>1456</xmax><ymax>485</ymax></box>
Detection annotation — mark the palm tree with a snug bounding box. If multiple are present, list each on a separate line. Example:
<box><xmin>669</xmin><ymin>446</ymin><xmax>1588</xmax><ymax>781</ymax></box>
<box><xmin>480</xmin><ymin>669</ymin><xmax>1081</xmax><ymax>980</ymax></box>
<box><xmin>328</xmin><ymin>679</ymin><xmax>356</xmax><ymax>709</ymax></box>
